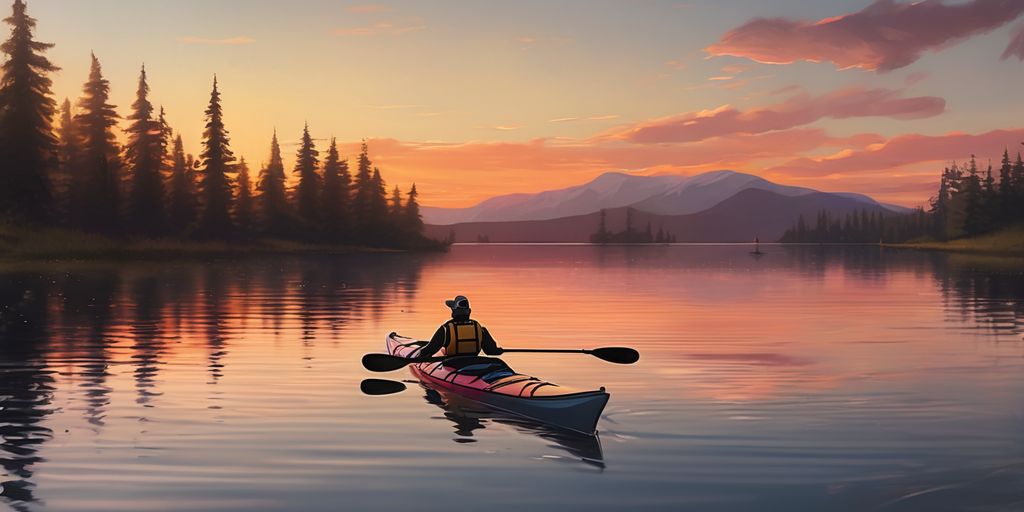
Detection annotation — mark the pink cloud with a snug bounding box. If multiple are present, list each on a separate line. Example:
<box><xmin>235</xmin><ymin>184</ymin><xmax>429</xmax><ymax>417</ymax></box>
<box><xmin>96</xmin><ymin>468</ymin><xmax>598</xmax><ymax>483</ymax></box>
<box><xmin>706</xmin><ymin>0</ymin><xmax>1024</xmax><ymax>71</ymax></box>
<box><xmin>1002</xmin><ymin>23</ymin><xmax>1024</xmax><ymax>60</ymax></box>
<box><xmin>603</xmin><ymin>87</ymin><xmax>945</xmax><ymax>144</ymax></box>
<box><xmin>766</xmin><ymin>128</ymin><xmax>1024</xmax><ymax>177</ymax></box>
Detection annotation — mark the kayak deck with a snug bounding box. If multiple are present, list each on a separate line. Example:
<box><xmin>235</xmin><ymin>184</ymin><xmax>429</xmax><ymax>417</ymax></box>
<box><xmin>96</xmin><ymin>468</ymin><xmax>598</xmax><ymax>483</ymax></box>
<box><xmin>386</xmin><ymin>332</ymin><xmax>609</xmax><ymax>435</ymax></box>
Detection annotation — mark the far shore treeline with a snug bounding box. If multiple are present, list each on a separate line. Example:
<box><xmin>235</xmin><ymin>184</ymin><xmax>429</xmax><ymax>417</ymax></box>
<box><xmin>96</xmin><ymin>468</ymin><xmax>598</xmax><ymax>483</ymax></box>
<box><xmin>781</xmin><ymin>152</ymin><xmax>1024</xmax><ymax>244</ymax></box>
<box><xmin>0</xmin><ymin>0</ymin><xmax>436</xmax><ymax>249</ymax></box>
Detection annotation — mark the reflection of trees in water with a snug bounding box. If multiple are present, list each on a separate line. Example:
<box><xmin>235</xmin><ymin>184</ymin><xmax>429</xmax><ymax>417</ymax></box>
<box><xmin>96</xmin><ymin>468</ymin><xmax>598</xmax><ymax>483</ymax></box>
<box><xmin>0</xmin><ymin>254</ymin><xmax>428</xmax><ymax>507</ymax></box>
<box><xmin>202</xmin><ymin>266</ymin><xmax>230</xmax><ymax>385</ymax></box>
<box><xmin>784</xmin><ymin>247</ymin><xmax>1024</xmax><ymax>339</ymax></box>
<box><xmin>0</xmin><ymin>273</ymin><xmax>55</xmax><ymax>510</ymax></box>
<box><xmin>57</xmin><ymin>271</ymin><xmax>117</xmax><ymax>429</ymax></box>
<box><xmin>932</xmin><ymin>256</ymin><xmax>1024</xmax><ymax>339</ymax></box>
<box><xmin>130</xmin><ymin>274</ymin><xmax>165</xmax><ymax>406</ymax></box>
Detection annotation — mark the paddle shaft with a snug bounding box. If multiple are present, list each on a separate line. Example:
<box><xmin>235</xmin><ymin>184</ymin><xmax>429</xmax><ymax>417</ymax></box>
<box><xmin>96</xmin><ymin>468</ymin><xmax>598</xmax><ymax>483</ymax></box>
<box><xmin>362</xmin><ymin>345</ymin><xmax>639</xmax><ymax>372</ymax></box>
<box><xmin>501</xmin><ymin>348</ymin><xmax>591</xmax><ymax>354</ymax></box>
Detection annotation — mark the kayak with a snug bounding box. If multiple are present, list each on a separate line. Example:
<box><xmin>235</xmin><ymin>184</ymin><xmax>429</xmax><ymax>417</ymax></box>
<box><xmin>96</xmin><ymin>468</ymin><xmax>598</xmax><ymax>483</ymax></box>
<box><xmin>420</xmin><ymin>385</ymin><xmax>605</xmax><ymax>467</ymax></box>
<box><xmin>386</xmin><ymin>332</ymin><xmax>610</xmax><ymax>435</ymax></box>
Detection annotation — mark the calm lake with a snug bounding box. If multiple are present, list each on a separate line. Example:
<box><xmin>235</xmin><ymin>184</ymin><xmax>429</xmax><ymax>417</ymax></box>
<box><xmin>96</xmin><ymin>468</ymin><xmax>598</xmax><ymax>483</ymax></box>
<box><xmin>1</xmin><ymin>245</ymin><xmax>1023</xmax><ymax>511</ymax></box>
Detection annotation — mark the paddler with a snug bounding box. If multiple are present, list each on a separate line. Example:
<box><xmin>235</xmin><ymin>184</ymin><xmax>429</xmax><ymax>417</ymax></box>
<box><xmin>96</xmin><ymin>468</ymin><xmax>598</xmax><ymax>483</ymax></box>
<box><xmin>417</xmin><ymin>295</ymin><xmax>504</xmax><ymax>357</ymax></box>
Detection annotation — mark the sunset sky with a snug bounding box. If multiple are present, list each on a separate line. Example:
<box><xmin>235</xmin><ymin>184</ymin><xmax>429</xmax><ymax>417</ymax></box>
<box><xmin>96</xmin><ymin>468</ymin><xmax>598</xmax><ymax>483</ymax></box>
<box><xmin>26</xmin><ymin>0</ymin><xmax>1024</xmax><ymax>208</ymax></box>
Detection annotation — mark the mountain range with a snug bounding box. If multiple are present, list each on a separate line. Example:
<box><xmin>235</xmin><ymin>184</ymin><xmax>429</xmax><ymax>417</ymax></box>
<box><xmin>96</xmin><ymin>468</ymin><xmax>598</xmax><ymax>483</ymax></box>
<box><xmin>422</xmin><ymin>171</ymin><xmax>912</xmax><ymax>243</ymax></box>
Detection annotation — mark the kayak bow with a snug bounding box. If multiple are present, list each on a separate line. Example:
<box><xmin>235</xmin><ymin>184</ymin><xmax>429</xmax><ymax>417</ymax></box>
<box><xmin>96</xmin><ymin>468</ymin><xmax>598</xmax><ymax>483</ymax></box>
<box><xmin>386</xmin><ymin>332</ymin><xmax>610</xmax><ymax>435</ymax></box>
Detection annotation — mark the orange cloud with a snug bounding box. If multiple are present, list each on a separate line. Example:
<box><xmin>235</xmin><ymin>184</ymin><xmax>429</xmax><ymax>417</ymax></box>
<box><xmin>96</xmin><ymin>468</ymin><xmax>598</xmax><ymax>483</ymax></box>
<box><xmin>707</xmin><ymin>0</ymin><xmax>1024</xmax><ymax>71</ymax></box>
<box><xmin>602</xmin><ymin>87</ymin><xmax>945</xmax><ymax>144</ymax></box>
<box><xmin>332</xmin><ymin>128</ymin><xmax>836</xmax><ymax>207</ymax></box>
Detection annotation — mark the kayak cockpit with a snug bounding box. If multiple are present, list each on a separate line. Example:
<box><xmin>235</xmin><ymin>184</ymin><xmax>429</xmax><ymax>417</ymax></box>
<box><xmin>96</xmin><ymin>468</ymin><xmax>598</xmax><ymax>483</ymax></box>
<box><xmin>439</xmin><ymin>356</ymin><xmax>517</xmax><ymax>384</ymax></box>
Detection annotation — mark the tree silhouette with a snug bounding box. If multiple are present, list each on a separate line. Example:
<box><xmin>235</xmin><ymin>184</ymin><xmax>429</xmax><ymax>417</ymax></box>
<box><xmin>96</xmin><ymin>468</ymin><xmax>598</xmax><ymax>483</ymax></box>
<box><xmin>351</xmin><ymin>141</ymin><xmax>374</xmax><ymax>235</ymax></box>
<box><xmin>54</xmin><ymin>97</ymin><xmax>78</xmax><ymax>219</ymax></box>
<box><xmin>255</xmin><ymin>130</ymin><xmax>289</xmax><ymax>235</ymax></box>
<box><xmin>0</xmin><ymin>0</ymin><xmax>58</xmax><ymax>222</ymax></box>
<box><xmin>166</xmin><ymin>134</ymin><xmax>196</xmax><ymax>234</ymax></box>
<box><xmin>389</xmin><ymin>185</ymin><xmax>403</xmax><ymax>217</ymax></box>
<box><xmin>370</xmin><ymin>167</ymin><xmax>388</xmax><ymax>224</ymax></box>
<box><xmin>320</xmin><ymin>137</ymin><xmax>349</xmax><ymax>238</ymax></box>
<box><xmin>405</xmin><ymin>183</ymin><xmax>423</xmax><ymax>234</ymax></box>
<box><xmin>234</xmin><ymin>156</ymin><xmax>253</xmax><ymax>232</ymax></box>
<box><xmin>962</xmin><ymin>155</ymin><xmax>984</xmax><ymax>236</ymax></box>
<box><xmin>196</xmin><ymin>76</ymin><xmax>234</xmax><ymax>237</ymax></box>
<box><xmin>293</xmin><ymin>123</ymin><xmax>320</xmax><ymax>227</ymax></box>
<box><xmin>74</xmin><ymin>53</ymin><xmax>120</xmax><ymax>233</ymax></box>
<box><xmin>998</xmin><ymin>149</ymin><xmax>1013</xmax><ymax>219</ymax></box>
<box><xmin>125</xmin><ymin>65</ymin><xmax>165</xmax><ymax>235</ymax></box>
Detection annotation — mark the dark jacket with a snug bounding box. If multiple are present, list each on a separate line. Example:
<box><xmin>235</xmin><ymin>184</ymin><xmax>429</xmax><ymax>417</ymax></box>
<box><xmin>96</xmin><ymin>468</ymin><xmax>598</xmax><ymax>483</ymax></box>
<box><xmin>418</xmin><ymin>316</ymin><xmax>502</xmax><ymax>357</ymax></box>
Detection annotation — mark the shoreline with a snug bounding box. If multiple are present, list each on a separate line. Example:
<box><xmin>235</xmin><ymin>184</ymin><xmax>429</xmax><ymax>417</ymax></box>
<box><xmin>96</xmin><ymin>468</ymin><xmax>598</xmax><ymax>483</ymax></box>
<box><xmin>0</xmin><ymin>225</ymin><xmax>446</xmax><ymax>261</ymax></box>
<box><xmin>883</xmin><ymin>226</ymin><xmax>1024</xmax><ymax>256</ymax></box>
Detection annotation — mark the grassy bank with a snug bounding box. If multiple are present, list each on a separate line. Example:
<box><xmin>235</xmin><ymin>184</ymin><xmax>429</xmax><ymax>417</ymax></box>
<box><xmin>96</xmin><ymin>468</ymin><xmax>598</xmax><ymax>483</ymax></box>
<box><xmin>888</xmin><ymin>225</ymin><xmax>1024</xmax><ymax>255</ymax></box>
<box><xmin>0</xmin><ymin>224</ymin><xmax>442</xmax><ymax>260</ymax></box>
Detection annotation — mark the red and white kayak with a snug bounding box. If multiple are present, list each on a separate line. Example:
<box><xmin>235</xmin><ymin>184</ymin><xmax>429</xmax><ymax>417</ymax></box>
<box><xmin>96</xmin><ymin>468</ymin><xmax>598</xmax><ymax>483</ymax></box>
<box><xmin>387</xmin><ymin>332</ymin><xmax>610</xmax><ymax>435</ymax></box>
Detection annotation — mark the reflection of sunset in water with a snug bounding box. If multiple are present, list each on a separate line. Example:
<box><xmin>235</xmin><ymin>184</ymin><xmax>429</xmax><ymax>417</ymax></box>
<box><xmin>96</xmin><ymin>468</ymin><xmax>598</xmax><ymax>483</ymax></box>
<box><xmin>1</xmin><ymin>246</ymin><xmax>1023</xmax><ymax>511</ymax></box>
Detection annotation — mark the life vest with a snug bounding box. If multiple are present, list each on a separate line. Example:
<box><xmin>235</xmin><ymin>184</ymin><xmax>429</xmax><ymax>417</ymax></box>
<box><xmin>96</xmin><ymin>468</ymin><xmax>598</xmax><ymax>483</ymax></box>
<box><xmin>445</xmin><ymin>320</ymin><xmax>482</xmax><ymax>356</ymax></box>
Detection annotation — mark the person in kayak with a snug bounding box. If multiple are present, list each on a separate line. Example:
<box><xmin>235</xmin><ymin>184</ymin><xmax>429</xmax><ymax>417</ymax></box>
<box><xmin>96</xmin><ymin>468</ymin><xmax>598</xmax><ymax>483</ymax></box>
<box><xmin>417</xmin><ymin>295</ymin><xmax>504</xmax><ymax>357</ymax></box>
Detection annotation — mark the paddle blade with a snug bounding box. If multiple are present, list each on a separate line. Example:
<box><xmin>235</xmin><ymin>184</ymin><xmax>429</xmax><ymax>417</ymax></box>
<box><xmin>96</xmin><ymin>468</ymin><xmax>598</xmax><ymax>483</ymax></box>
<box><xmin>360</xmin><ymin>378</ymin><xmax>408</xmax><ymax>396</ymax></box>
<box><xmin>590</xmin><ymin>347</ymin><xmax>640</xmax><ymax>364</ymax></box>
<box><xmin>361</xmin><ymin>353</ymin><xmax>413</xmax><ymax>372</ymax></box>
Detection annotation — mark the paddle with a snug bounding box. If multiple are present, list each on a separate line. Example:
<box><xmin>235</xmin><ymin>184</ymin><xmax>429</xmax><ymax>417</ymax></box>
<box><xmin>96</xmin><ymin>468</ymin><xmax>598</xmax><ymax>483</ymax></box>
<box><xmin>361</xmin><ymin>346</ymin><xmax>639</xmax><ymax>373</ymax></box>
<box><xmin>502</xmin><ymin>347</ymin><xmax>640</xmax><ymax>364</ymax></box>
<box><xmin>360</xmin><ymin>378</ymin><xmax>408</xmax><ymax>396</ymax></box>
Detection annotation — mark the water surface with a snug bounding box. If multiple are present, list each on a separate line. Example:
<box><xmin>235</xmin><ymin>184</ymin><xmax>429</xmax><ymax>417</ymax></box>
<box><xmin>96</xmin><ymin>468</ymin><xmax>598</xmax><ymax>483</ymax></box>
<box><xmin>2</xmin><ymin>245</ymin><xmax>1023</xmax><ymax>511</ymax></box>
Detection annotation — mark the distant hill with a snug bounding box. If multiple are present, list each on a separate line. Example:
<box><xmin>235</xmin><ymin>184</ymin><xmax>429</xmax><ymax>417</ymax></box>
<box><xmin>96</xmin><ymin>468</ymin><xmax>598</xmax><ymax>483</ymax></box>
<box><xmin>422</xmin><ymin>170</ymin><xmax>908</xmax><ymax>225</ymax></box>
<box><xmin>424</xmin><ymin>188</ymin><xmax>898</xmax><ymax>243</ymax></box>
<box><xmin>422</xmin><ymin>172</ymin><xmax>687</xmax><ymax>225</ymax></box>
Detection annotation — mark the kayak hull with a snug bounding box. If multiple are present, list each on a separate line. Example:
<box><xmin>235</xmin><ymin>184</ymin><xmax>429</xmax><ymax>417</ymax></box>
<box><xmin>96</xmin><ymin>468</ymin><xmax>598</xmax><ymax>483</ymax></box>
<box><xmin>386</xmin><ymin>333</ymin><xmax>609</xmax><ymax>435</ymax></box>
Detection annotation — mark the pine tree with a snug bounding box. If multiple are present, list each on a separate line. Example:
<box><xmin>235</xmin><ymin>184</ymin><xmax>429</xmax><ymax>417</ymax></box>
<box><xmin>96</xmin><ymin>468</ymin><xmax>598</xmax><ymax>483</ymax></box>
<box><xmin>962</xmin><ymin>155</ymin><xmax>984</xmax><ymax>236</ymax></box>
<box><xmin>930</xmin><ymin>172</ymin><xmax>950</xmax><ymax>240</ymax></box>
<box><xmin>196</xmin><ymin>76</ymin><xmax>234</xmax><ymax>237</ymax></box>
<box><xmin>389</xmin><ymin>185</ymin><xmax>403</xmax><ymax>217</ymax></box>
<box><xmin>0</xmin><ymin>0</ymin><xmax>58</xmax><ymax>222</ymax></box>
<box><xmin>351</xmin><ymin>141</ymin><xmax>374</xmax><ymax>236</ymax></box>
<box><xmin>405</xmin><ymin>183</ymin><xmax>423</xmax><ymax>234</ymax></box>
<box><xmin>157</xmin><ymin>105</ymin><xmax>172</xmax><ymax>170</ymax></box>
<box><xmin>370</xmin><ymin>166</ymin><xmax>389</xmax><ymax>224</ymax></box>
<box><xmin>255</xmin><ymin>130</ymin><xmax>289</xmax><ymax>235</ymax></box>
<box><xmin>944</xmin><ymin>162</ymin><xmax>966</xmax><ymax>238</ymax></box>
<box><xmin>998</xmin><ymin>149</ymin><xmax>1013</xmax><ymax>219</ymax></box>
<box><xmin>167</xmin><ymin>134</ymin><xmax>196</xmax><ymax>234</ymax></box>
<box><xmin>320</xmin><ymin>137</ymin><xmax>349</xmax><ymax>238</ymax></box>
<box><xmin>54</xmin><ymin>97</ymin><xmax>78</xmax><ymax>220</ymax></box>
<box><xmin>74</xmin><ymin>53</ymin><xmax>121</xmax><ymax>233</ymax></box>
<box><xmin>125</xmin><ymin>65</ymin><xmax>165</xmax><ymax>235</ymax></box>
<box><xmin>293</xmin><ymin>123</ymin><xmax>320</xmax><ymax>226</ymax></box>
<box><xmin>981</xmin><ymin>161</ymin><xmax>996</xmax><ymax>232</ymax></box>
<box><xmin>234</xmin><ymin>156</ymin><xmax>252</xmax><ymax>232</ymax></box>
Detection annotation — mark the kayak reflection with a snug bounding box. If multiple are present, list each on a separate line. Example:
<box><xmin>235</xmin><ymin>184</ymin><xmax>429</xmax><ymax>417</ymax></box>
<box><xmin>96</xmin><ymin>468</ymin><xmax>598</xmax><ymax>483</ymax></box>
<box><xmin>419</xmin><ymin>385</ymin><xmax>606</xmax><ymax>469</ymax></box>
